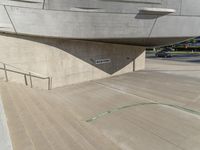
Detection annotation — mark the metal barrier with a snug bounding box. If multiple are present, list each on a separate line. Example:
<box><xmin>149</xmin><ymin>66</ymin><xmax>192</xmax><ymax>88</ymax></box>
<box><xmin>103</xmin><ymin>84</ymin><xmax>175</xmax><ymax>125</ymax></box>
<box><xmin>0</xmin><ymin>62</ymin><xmax>52</xmax><ymax>90</ymax></box>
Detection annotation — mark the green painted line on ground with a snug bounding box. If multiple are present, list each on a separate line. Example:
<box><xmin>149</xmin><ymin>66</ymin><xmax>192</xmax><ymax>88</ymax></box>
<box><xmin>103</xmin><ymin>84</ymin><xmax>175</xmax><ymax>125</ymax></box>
<box><xmin>86</xmin><ymin>102</ymin><xmax>200</xmax><ymax>123</ymax></box>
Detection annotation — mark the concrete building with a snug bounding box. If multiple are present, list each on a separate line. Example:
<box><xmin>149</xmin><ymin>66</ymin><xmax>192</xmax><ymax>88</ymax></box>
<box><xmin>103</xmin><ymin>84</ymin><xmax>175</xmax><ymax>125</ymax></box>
<box><xmin>2</xmin><ymin>1</ymin><xmax>200</xmax><ymax>150</ymax></box>
<box><xmin>0</xmin><ymin>0</ymin><xmax>200</xmax><ymax>87</ymax></box>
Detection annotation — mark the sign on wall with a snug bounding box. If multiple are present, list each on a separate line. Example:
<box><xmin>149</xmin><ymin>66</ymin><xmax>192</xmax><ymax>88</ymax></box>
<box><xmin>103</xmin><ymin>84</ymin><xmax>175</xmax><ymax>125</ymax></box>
<box><xmin>95</xmin><ymin>59</ymin><xmax>111</xmax><ymax>65</ymax></box>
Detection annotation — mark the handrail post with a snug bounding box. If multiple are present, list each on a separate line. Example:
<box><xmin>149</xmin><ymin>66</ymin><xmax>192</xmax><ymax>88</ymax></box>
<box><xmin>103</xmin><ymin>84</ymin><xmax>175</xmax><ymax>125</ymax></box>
<box><xmin>24</xmin><ymin>74</ymin><xmax>28</xmax><ymax>86</ymax></box>
<box><xmin>48</xmin><ymin>77</ymin><xmax>51</xmax><ymax>90</ymax></box>
<box><xmin>47</xmin><ymin>77</ymin><xmax>52</xmax><ymax>90</ymax></box>
<box><xmin>0</xmin><ymin>62</ymin><xmax>52</xmax><ymax>90</ymax></box>
<box><xmin>51</xmin><ymin>77</ymin><xmax>53</xmax><ymax>89</ymax></box>
<box><xmin>3</xmin><ymin>64</ymin><xmax>8</xmax><ymax>82</ymax></box>
<box><xmin>29</xmin><ymin>72</ymin><xmax>33</xmax><ymax>88</ymax></box>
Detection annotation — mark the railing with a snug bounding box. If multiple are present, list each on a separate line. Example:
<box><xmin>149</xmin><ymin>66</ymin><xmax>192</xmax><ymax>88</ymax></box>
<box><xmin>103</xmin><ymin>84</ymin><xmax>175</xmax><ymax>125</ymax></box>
<box><xmin>0</xmin><ymin>62</ymin><xmax>52</xmax><ymax>90</ymax></box>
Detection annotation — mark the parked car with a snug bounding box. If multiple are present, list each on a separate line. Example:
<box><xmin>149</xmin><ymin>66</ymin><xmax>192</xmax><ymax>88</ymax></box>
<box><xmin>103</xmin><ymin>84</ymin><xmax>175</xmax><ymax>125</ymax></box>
<box><xmin>155</xmin><ymin>50</ymin><xmax>172</xmax><ymax>58</ymax></box>
<box><xmin>163</xmin><ymin>47</ymin><xmax>174</xmax><ymax>52</ymax></box>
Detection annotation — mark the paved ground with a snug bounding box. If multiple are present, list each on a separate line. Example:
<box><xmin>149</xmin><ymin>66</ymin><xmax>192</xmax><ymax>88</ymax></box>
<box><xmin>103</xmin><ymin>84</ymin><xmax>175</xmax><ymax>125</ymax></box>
<box><xmin>162</xmin><ymin>55</ymin><xmax>200</xmax><ymax>63</ymax></box>
<box><xmin>52</xmin><ymin>70</ymin><xmax>200</xmax><ymax>150</ymax></box>
<box><xmin>146</xmin><ymin>51</ymin><xmax>200</xmax><ymax>63</ymax></box>
<box><xmin>146</xmin><ymin>58</ymin><xmax>200</xmax><ymax>79</ymax></box>
<box><xmin>1</xmin><ymin>59</ymin><xmax>200</xmax><ymax>150</ymax></box>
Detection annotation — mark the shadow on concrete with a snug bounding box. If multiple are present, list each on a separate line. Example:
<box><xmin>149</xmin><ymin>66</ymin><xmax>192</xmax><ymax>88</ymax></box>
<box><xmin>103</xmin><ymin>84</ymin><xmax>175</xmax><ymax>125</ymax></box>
<box><xmin>99</xmin><ymin>0</ymin><xmax>160</xmax><ymax>4</ymax></box>
<box><xmin>135</xmin><ymin>13</ymin><xmax>158</xmax><ymax>19</ymax></box>
<box><xmin>0</xmin><ymin>33</ymin><xmax>142</xmax><ymax>75</ymax></box>
<box><xmin>135</xmin><ymin>11</ymin><xmax>172</xmax><ymax>20</ymax></box>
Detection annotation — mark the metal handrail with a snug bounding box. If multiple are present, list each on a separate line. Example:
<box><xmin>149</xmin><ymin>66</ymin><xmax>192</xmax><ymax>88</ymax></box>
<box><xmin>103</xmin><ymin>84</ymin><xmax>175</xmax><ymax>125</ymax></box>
<box><xmin>0</xmin><ymin>61</ymin><xmax>47</xmax><ymax>78</ymax></box>
<box><xmin>0</xmin><ymin>62</ymin><xmax>52</xmax><ymax>90</ymax></box>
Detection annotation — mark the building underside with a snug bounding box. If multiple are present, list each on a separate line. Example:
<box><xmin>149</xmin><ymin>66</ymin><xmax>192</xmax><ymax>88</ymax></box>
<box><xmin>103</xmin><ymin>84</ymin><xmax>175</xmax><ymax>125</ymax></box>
<box><xmin>0</xmin><ymin>0</ymin><xmax>200</xmax><ymax>46</ymax></box>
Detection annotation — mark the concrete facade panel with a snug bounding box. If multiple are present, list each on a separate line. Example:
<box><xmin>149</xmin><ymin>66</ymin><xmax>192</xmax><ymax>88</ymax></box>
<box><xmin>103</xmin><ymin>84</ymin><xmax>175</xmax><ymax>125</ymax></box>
<box><xmin>181</xmin><ymin>0</ymin><xmax>200</xmax><ymax>16</ymax></box>
<box><xmin>164</xmin><ymin>0</ymin><xmax>181</xmax><ymax>15</ymax></box>
<box><xmin>44</xmin><ymin>0</ymin><xmax>162</xmax><ymax>13</ymax></box>
<box><xmin>150</xmin><ymin>15</ymin><xmax>200</xmax><ymax>38</ymax></box>
<box><xmin>0</xmin><ymin>0</ymin><xmax>43</xmax><ymax>9</ymax></box>
<box><xmin>43</xmin><ymin>0</ymin><xmax>184</xmax><ymax>16</ymax></box>
<box><xmin>6</xmin><ymin>6</ymin><xmax>156</xmax><ymax>39</ymax></box>
<box><xmin>0</xmin><ymin>5</ymin><xmax>15</xmax><ymax>33</ymax></box>
<box><xmin>43</xmin><ymin>0</ymin><xmax>183</xmax><ymax>15</ymax></box>
<box><xmin>0</xmin><ymin>0</ymin><xmax>199</xmax><ymax>46</ymax></box>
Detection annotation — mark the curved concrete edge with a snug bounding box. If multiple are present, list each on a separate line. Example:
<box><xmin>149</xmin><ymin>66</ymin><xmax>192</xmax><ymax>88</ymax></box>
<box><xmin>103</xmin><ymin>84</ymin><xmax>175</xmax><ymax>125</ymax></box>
<box><xmin>5</xmin><ymin>5</ymin><xmax>156</xmax><ymax>39</ymax></box>
<box><xmin>0</xmin><ymin>33</ymin><xmax>146</xmax><ymax>87</ymax></box>
<box><xmin>0</xmin><ymin>93</ymin><xmax>13</xmax><ymax>150</ymax></box>
<box><xmin>0</xmin><ymin>2</ymin><xmax>200</xmax><ymax>46</ymax></box>
<box><xmin>0</xmin><ymin>4</ymin><xmax>199</xmax><ymax>46</ymax></box>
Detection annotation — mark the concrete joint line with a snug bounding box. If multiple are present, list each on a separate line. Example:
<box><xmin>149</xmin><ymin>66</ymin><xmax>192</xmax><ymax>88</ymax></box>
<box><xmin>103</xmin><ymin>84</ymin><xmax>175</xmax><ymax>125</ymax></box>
<box><xmin>42</xmin><ymin>0</ymin><xmax>45</xmax><ymax>9</ymax></box>
<box><xmin>180</xmin><ymin>0</ymin><xmax>183</xmax><ymax>15</ymax></box>
<box><xmin>148</xmin><ymin>16</ymin><xmax>158</xmax><ymax>38</ymax></box>
<box><xmin>86</xmin><ymin>102</ymin><xmax>200</xmax><ymax>123</ymax></box>
<box><xmin>4</xmin><ymin>5</ymin><xmax>17</xmax><ymax>33</ymax></box>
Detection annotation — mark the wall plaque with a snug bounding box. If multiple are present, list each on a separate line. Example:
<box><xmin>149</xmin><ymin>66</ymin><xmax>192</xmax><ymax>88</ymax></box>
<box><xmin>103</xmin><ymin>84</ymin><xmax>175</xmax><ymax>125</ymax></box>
<box><xmin>95</xmin><ymin>59</ymin><xmax>111</xmax><ymax>65</ymax></box>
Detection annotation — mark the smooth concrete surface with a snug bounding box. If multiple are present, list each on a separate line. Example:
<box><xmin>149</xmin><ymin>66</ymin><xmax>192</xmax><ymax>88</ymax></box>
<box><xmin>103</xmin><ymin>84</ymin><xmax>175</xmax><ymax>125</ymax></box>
<box><xmin>6</xmin><ymin>6</ymin><xmax>157</xmax><ymax>39</ymax></box>
<box><xmin>0</xmin><ymin>82</ymin><xmax>120</xmax><ymax>150</ymax></box>
<box><xmin>44</xmin><ymin>0</ymin><xmax>164</xmax><ymax>13</ymax></box>
<box><xmin>1</xmin><ymin>61</ymin><xmax>200</xmax><ymax>149</ymax></box>
<box><xmin>52</xmin><ymin>71</ymin><xmax>200</xmax><ymax>150</ymax></box>
<box><xmin>0</xmin><ymin>1</ymin><xmax>200</xmax><ymax>46</ymax></box>
<box><xmin>150</xmin><ymin>15</ymin><xmax>200</xmax><ymax>38</ymax></box>
<box><xmin>0</xmin><ymin>5</ymin><xmax>15</xmax><ymax>33</ymax></box>
<box><xmin>0</xmin><ymin>0</ymin><xmax>43</xmax><ymax>9</ymax></box>
<box><xmin>181</xmin><ymin>0</ymin><xmax>200</xmax><ymax>16</ymax></box>
<box><xmin>0</xmin><ymin>34</ymin><xmax>145</xmax><ymax>88</ymax></box>
<box><xmin>0</xmin><ymin>92</ymin><xmax>12</xmax><ymax>150</ymax></box>
<box><xmin>146</xmin><ymin>58</ymin><xmax>200</xmax><ymax>79</ymax></box>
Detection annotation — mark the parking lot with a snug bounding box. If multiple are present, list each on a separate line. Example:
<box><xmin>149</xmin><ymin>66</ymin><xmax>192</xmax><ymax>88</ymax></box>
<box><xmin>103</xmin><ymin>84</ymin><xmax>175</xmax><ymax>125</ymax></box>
<box><xmin>146</xmin><ymin>54</ymin><xmax>200</xmax><ymax>79</ymax></box>
<box><xmin>147</xmin><ymin>51</ymin><xmax>200</xmax><ymax>63</ymax></box>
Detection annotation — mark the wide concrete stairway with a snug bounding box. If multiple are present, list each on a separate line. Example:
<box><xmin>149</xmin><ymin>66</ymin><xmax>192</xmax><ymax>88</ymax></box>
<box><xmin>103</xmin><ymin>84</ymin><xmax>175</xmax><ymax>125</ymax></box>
<box><xmin>0</xmin><ymin>81</ymin><xmax>120</xmax><ymax>150</ymax></box>
<box><xmin>2</xmin><ymin>70</ymin><xmax>200</xmax><ymax>150</ymax></box>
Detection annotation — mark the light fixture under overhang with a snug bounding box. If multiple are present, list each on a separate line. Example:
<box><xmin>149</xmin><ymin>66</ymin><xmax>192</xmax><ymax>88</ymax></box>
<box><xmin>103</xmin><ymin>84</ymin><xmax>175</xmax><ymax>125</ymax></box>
<box><xmin>139</xmin><ymin>7</ymin><xmax>176</xmax><ymax>14</ymax></box>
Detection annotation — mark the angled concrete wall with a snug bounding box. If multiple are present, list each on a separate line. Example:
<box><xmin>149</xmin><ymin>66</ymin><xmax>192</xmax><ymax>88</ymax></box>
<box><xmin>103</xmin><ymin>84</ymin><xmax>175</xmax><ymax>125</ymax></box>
<box><xmin>0</xmin><ymin>34</ymin><xmax>145</xmax><ymax>88</ymax></box>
